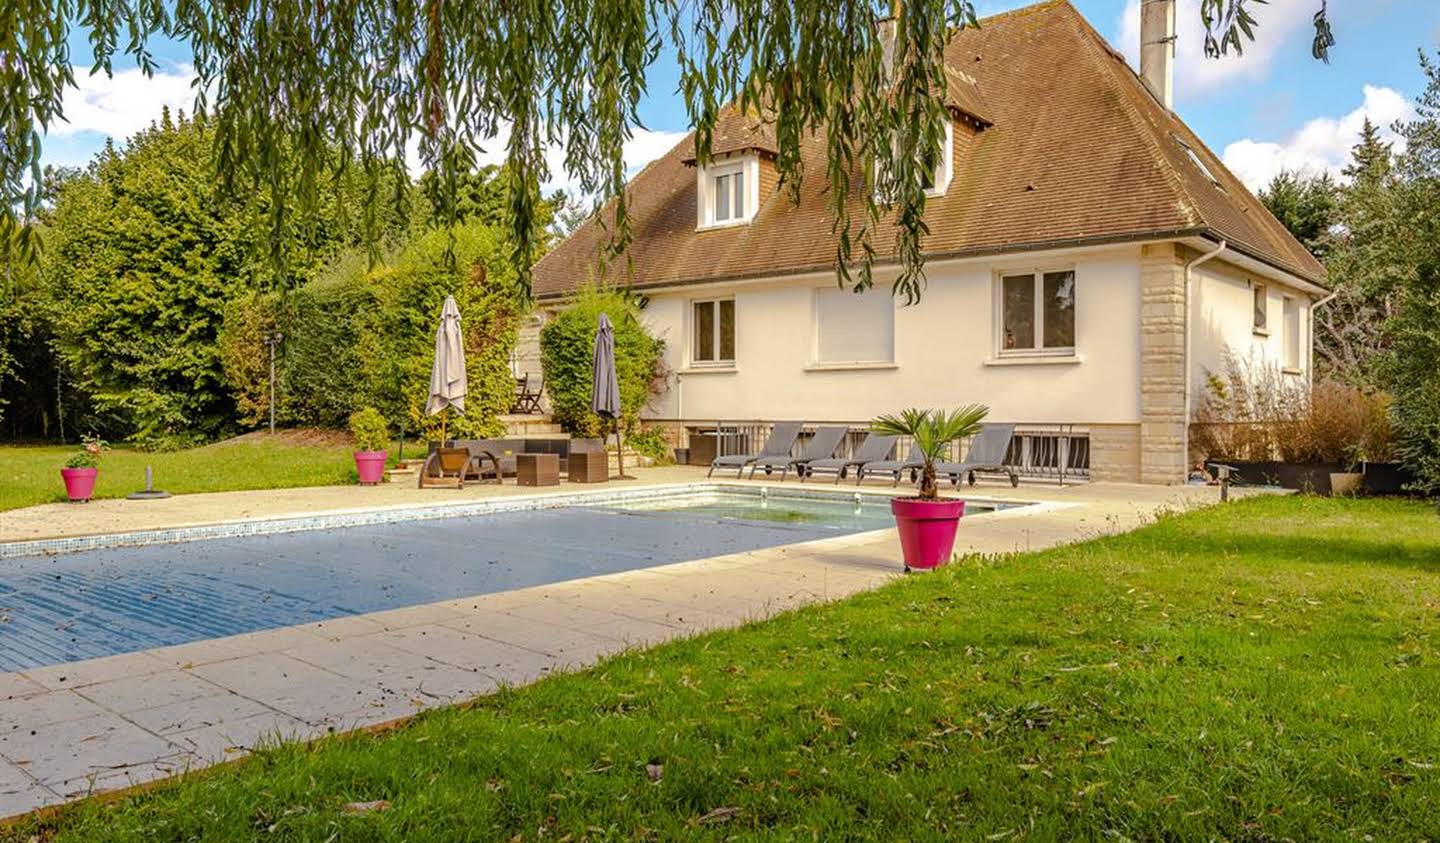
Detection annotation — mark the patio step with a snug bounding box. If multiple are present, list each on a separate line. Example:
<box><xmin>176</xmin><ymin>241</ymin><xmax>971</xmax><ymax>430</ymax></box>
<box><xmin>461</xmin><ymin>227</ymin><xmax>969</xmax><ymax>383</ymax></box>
<box><xmin>500</xmin><ymin>414</ymin><xmax>564</xmax><ymax>437</ymax></box>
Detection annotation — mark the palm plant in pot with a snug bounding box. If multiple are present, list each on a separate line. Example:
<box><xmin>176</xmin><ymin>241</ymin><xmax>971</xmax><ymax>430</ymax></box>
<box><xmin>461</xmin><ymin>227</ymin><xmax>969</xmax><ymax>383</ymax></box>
<box><xmin>349</xmin><ymin>407</ymin><xmax>390</xmax><ymax>485</ymax></box>
<box><xmin>872</xmin><ymin>406</ymin><xmax>989</xmax><ymax>571</ymax></box>
<box><xmin>60</xmin><ymin>437</ymin><xmax>106</xmax><ymax>502</ymax></box>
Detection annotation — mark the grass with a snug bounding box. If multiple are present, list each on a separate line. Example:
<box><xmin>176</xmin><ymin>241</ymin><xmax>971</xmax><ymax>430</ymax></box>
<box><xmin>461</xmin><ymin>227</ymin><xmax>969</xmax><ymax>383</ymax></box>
<box><xmin>6</xmin><ymin>496</ymin><xmax>1440</xmax><ymax>841</ymax></box>
<box><xmin>0</xmin><ymin>433</ymin><xmax>365</xmax><ymax>512</ymax></box>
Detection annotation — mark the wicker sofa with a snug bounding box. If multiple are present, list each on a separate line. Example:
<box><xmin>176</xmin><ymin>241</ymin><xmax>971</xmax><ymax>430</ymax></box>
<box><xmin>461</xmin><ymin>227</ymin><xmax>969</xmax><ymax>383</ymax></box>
<box><xmin>428</xmin><ymin>437</ymin><xmax>604</xmax><ymax>479</ymax></box>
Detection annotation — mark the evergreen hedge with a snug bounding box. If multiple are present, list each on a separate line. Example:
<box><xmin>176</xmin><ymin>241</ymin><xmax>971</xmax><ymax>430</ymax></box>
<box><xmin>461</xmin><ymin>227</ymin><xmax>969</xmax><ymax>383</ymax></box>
<box><xmin>539</xmin><ymin>287</ymin><xmax>665</xmax><ymax>437</ymax></box>
<box><xmin>219</xmin><ymin>221</ymin><xmax>521</xmax><ymax>439</ymax></box>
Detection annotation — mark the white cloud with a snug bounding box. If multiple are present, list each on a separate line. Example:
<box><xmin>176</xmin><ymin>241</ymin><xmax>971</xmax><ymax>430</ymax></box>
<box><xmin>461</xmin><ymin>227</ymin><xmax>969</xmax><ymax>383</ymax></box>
<box><xmin>406</xmin><ymin>125</ymin><xmax>686</xmax><ymax>196</ymax></box>
<box><xmin>1118</xmin><ymin>0</ymin><xmax>1315</xmax><ymax>100</ymax></box>
<box><xmin>49</xmin><ymin>63</ymin><xmax>199</xmax><ymax>141</ymax></box>
<box><xmin>1220</xmin><ymin>85</ymin><xmax>1413</xmax><ymax>191</ymax></box>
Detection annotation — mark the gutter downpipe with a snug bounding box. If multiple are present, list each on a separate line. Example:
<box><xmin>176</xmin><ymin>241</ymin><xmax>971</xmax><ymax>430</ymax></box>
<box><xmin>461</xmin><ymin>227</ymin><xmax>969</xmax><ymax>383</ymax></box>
<box><xmin>1184</xmin><ymin>239</ymin><xmax>1227</xmax><ymax>468</ymax></box>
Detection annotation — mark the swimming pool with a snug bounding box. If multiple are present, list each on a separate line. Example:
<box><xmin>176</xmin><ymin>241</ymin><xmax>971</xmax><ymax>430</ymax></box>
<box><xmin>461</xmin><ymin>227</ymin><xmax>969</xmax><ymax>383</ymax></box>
<box><xmin>0</xmin><ymin>486</ymin><xmax>1013</xmax><ymax>671</ymax></box>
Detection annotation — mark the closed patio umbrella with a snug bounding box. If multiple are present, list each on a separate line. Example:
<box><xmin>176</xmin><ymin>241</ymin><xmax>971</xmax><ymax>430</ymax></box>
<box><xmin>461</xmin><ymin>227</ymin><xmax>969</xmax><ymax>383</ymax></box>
<box><xmin>426</xmin><ymin>295</ymin><xmax>467</xmax><ymax>442</ymax></box>
<box><xmin>592</xmin><ymin>313</ymin><xmax>632</xmax><ymax>479</ymax></box>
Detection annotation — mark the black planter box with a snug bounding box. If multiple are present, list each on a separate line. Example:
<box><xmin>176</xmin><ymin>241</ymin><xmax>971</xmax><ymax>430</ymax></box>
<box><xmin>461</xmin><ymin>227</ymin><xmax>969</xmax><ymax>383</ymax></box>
<box><xmin>1219</xmin><ymin>461</ymin><xmax>1345</xmax><ymax>495</ymax></box>
<box><xmin>1362</xmin><ymin>461</ymin><xmax>1418</xmax><ymax>496</ymax></box>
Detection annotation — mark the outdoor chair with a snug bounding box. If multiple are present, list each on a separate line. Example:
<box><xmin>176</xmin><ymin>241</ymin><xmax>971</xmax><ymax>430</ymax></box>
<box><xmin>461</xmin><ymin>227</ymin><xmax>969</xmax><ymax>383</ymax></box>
<box><xmin>935</xmin><ymin>423</ymin><xmax>1020</xmax><ymax>488</ymax></box>
<box><xmin>802</xmin><ymin>433</ymin><xmax>898</xmax><ymax>484</ymax></box>
<box><xmin>419</xmin><ymin>446</ymin><xmax>482</xmax><ymax>489</ymax></box>
<box><xmin>856</xmin><ymin>443</ymin><xmax>927</xmax><ymax>486</ymax></box>
<box><xmin>511</xmin><ymin>373</ymin><xmax>543</xmax><ymax>414</ymax></box>
<box><xmin>747</xmin><ymin>425</ymin><xmax>849</xmax><ymax>481</ymax></box>
<box><xmin>708</xmin><ymin>421</ymin><xmax>804</xmax><ymax>478</ymax></box>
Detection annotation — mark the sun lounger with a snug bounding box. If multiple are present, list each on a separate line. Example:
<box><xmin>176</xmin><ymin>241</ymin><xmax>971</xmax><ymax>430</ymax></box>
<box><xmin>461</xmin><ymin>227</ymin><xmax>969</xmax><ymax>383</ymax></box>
<box><xmin>857</xmin><ymin>443</ymin><xmax>926</xmax><ymax>486</ymax></box>
<box><xmin>708</xmin><ymin>421</ymin><xmax>804</xmax><ymax>478</ymax></box>
<box><xmin>935</xmin><ymin>423</ymin><xmax>1019</xmax><ymax>487</ymax></box>
<box><xmin>802</xmin><ymin>433</ymin><xmax>898</xmax><ymax>483</ymax></box>
<box><xmin>747</xmin><ymin>425</ymin><xmax>849</xmax><ymax>481</ymax></box>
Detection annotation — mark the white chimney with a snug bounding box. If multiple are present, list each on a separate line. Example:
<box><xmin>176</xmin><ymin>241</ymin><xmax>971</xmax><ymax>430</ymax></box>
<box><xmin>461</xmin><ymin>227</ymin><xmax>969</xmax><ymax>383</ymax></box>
<box><xmin>1140</xmin><ymin>0</ymin><xmax>1176</xmax><ymax>109</ymax></box>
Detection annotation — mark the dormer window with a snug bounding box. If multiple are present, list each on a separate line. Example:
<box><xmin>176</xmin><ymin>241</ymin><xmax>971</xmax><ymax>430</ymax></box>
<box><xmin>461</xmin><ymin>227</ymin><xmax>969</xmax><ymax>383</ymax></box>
<box><xmin>875</xmin><ymin>120</ymin><xmax>954</xmax><ymax>201</ymax></box>
<box><xmin>712</xmin><ymin>165</ymin><xmax>745</xmax><ymax>223</ymax></box>
<box><xmin>697</xmin><ymin>155</ymin><xmax>759</xmax><ymax>229</ymax></box>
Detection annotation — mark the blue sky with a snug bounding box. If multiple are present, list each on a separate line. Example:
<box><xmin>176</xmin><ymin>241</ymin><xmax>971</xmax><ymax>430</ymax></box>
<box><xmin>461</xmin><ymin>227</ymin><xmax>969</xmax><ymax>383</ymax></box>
<box><xmin>42</xmin><ymin>0</ymin><xmax>1440</xmax><ymax>192</ymax></box>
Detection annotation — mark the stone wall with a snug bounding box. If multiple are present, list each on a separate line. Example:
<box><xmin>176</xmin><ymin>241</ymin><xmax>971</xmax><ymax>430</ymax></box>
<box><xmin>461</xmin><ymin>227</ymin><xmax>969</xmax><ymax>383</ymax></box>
<box><xmin>1088</xmin><ymin>423</ymin><xmax>1142</xmax><ymax>483</ymax></box>
<box><xmin>1138</xmin><ymin>243</ymin><xmax>1189</xmax><ymax>484</ymax></box>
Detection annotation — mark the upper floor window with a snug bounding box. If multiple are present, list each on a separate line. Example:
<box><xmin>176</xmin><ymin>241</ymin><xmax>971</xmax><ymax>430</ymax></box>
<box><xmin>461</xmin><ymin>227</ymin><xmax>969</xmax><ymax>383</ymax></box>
<box><xmin>692</xmin><ymin>298</ymin><xmax>736</xmax><ymax>365</ymax></box>
<box><xmin>999</xmin><ymin>270</ymin><xmax>1075</xmax><ymax>355</ymax></box>
<box><xmin>1176</xmin><ymin>135</ymin><xmax>1224</xmax><ymax>190</ymax></box>
<box><xmin>1253</xmin><ymin>284</ymin><xmax>1269</xmax><ymax>334</ymax></box>
<box><xmin>697</xmin><ymin>156</ymin><xmax>757</xmax><ymax>229</ymax></box>
<box><xmin>875</xmin><ymin>120</ymin><xmax>954</xmax><ymax>201</ymax></box>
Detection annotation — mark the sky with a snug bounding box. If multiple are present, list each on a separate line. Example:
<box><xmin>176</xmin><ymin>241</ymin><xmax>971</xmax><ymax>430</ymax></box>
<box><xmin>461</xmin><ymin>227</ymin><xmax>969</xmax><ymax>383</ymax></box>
<box><xmin>39</xmin><ymin>0</ymin><xmax>1440</xmax><ymax>195</ymax></box>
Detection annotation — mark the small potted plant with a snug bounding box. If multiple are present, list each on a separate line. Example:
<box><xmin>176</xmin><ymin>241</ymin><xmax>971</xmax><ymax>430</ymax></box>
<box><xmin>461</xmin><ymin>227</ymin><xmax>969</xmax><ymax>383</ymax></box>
<box><xmin>349</xmin><ymin>407</ymin><xmax>390</xmax><ymax>486</ymax></box>
<box><xmin>872</xmin><ymin>406</ymin><xmax>989</xmax><ymax>571</ymax></box>
<box><xmin>60</xmin><ymin>437</ymin><xmax>106</xmax><ymax>503</ymax></box>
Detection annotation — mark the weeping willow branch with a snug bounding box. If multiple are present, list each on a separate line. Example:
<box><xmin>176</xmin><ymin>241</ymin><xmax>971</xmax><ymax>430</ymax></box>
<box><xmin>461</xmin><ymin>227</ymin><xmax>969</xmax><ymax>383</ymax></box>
<box><xmin>2</xmin><ymin>0</ymin><xmax>1324</xmax><ymax>302</ymax></box>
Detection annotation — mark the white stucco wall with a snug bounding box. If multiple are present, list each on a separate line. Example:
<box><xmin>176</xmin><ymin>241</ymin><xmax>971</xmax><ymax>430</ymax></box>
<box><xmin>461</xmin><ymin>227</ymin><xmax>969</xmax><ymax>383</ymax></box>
<box><xmin>637</xmin><ymin>246</ymin><xmax>1145</xmax><ymax>426</ymax></box>
<box><xmin>1190</xmin><ymin>257</ymin><xmax>1311</xmax><ymax>404</ymax></box>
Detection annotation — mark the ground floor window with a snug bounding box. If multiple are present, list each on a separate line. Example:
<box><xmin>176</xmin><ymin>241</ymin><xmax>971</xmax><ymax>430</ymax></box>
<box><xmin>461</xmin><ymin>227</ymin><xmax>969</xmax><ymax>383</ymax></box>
<box><xmin>1283</xmin><ymin>296</ymin><xmax>1301</xmax><ymax>371</ymax></box>
<box><xmin>692</xmin><ymin>298</ymin><xmax>736</xmax><ymax>365</ymax></box>
<box><xmin>999</xmin><ymin>270</ymin><xmax>1075</xmax><ymax>355</ymax></box>
<box><xmin>814</xmin><ymin>287</ymin><xmax>894</xmax><ymax>364</ymax></box>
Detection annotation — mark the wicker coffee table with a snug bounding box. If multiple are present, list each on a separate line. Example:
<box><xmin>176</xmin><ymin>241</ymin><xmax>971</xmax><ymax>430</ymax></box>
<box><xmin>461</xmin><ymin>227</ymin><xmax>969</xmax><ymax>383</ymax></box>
<box><xmin>516</xmin><ymin>452</ymin><xmax>560</xmax><ymax>487</ymax></box>
<box><xmin>567</xmin><ymin>450</ymin><xmax>608</xmax><ymax>483</ymax></box>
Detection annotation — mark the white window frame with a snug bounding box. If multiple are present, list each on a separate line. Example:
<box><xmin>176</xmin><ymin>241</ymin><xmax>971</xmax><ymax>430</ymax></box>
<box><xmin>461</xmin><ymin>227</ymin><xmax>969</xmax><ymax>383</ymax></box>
<box><xmin>690</xmin><ymin>297</ymin><xmax>736</xmax><ymax>367</ymax></box>
<box><xmin>810</xmin><ymin>287</ymin><xmax>896</xmax><ymax>367</ymax></box>
<box><xmin>696</xmin><ymin>155</ymin><xmax>759</xmax><ymax>230</ymax></box>
<box><xmin>993</xmin><ymin>268</ymin><xmax>1077</xmax><ymax>358</ymax></box>
<box><xmin>874</xmin><ymin>120</ymin><xmax>954</xmax><ymax>202</ymax></box>
<box><xmin>1252</xmin><ymin>283</ymin><xmax>1269</xmax><ymax>335</ymax></box>
<box><xmin>1282</xmin><ymin>295</ymin><xmax>1301</xmax><ymax>374</ymax></box>
<box><xmin>927</xmin><ymin>121</ymin><xmax>955</xmax><ymax>197</ymax></box>
<box><xmin>1176</xmin><ymin>135</ymin><xmax>1224</xmax><ymax>190</ymax></box>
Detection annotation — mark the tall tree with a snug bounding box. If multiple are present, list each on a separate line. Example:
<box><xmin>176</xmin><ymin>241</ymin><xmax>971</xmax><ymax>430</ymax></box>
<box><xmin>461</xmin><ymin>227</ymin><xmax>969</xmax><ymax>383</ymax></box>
<box><xmin>1</xmin><ymin>0</ymin><xmax>1334</xmax><ymax>304</ymax></box>
<box><xmin>42</xmin><ymin>112</ymin><xmax>399</xmax><ymax>443</ymax></box>
<box><xmin>1259</xmin><ymin>169</ymin><xmax>1337</xmax><ymax>259</ymax></box>
<box><xmin>1313</xmin><ymin>118</ymin><xmax>1403</xmax><ymax>383</ymax></box>
<box><xmin>1380</xmin><ymin>52</ymin><xmax>1440</xmax><ymax>494</ymax></box>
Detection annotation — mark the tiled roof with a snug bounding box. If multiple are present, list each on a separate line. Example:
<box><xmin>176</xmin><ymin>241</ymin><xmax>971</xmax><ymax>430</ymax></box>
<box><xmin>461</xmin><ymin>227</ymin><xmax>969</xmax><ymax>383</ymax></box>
<box><xmin>534</xmin><ymin>0</ymin><xmax>1325</xmax><ymax>299</ymax></box>
<box><xmin>678</xmin><ymin>107</ymin><xmax>778</xmax><ymax>163</ymax></box>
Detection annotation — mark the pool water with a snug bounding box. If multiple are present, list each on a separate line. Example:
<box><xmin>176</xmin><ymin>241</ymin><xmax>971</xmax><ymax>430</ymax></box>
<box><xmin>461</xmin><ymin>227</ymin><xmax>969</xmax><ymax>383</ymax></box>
<box><xmin>614</xmin><ymin>491</ymin><xmax>999</xmax><ymax>533</ymax></box>
<box><xmin>0</xmin><ymin>490</ymin><xmax>942</xmax><ymax>672</ymax></box>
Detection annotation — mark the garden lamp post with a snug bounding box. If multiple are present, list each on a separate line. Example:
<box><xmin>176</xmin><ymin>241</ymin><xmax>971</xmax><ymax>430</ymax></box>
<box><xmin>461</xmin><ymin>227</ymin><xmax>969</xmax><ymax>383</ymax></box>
<box><xmin>262</xmin><ymin>331</ymin><xmax>284</xmax><ymax>435</ymax></box>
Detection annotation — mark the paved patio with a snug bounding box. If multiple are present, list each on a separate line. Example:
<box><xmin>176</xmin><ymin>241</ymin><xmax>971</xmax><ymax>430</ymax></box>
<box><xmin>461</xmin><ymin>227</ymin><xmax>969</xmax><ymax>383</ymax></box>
<box><xmin>0</xmin><ymin>467</ymin><xmax>1242</xmax><ymax>818</ymax></box>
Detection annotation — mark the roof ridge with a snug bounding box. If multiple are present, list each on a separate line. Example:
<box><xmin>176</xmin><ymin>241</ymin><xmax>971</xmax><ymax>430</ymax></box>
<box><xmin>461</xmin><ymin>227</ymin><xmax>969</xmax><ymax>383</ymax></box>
<box><xmin>1056</xmin><ymin>1</ymin><xmax>1205</xmax><ymax>230</ymax></box>
<box><xmin>1054</xmin><ymin>1</ymin><xmax>1323</xmax><ymax>278</ymax></box>
<box><xmin>973</xmin><ymin>0</ymin><xmax>1069</xmax><ymax>27</ymax></box>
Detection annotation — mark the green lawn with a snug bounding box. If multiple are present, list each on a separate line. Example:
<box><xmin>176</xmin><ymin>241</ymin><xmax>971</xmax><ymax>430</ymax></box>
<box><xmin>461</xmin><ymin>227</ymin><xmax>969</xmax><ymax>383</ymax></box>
<box><xmin>6</xmin><ymin>496</ymin><xmax>1439</xmax><ymax>841</ymax></box>
<box><xmin>0</xmin><ymin>435</ymin><xmax>363</xmax><ymax>512</ymax></box>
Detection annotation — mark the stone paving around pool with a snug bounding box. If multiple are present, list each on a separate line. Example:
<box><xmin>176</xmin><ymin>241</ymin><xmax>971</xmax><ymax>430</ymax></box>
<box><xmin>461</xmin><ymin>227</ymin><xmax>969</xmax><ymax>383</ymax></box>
<box><xmin>0</xmin><ymin>467</ymin><xmax>1257</xmax><ymax>818</ymax></box>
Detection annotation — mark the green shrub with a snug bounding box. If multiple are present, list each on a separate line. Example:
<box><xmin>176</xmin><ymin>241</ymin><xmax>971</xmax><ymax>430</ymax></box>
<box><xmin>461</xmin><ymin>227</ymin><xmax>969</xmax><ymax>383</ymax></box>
<box><xmin>218</xmin><ymin>221</ymin><xmax>522</xmax><ymax>440</ymax></box>
<box><xmin>348</xmin><ymin>407</ymin><xmax>389</xmax><ymax>451</ymax></box>
<box><xmin>626</xmin><ymin>427</ymin><xmax>672</xmax><ymax>464</ymax></box>
<box><xmin>539</xmin><ymin>286</ymin><xmax>665</xmax><ymax>437</ymax></box>
<box><xmin>63</xmin><ymin>437</ymin><xmax>106</xmax><ymax>469</ymax></box>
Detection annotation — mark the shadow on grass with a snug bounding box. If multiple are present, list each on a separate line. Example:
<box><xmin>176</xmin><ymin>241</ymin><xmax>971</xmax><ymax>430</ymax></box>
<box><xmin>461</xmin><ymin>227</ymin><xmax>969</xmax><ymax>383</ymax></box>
<box><xmin>1135</xmin><ymin>529</ymin><xmax>1440</xmax><ymax>575</ymax></box>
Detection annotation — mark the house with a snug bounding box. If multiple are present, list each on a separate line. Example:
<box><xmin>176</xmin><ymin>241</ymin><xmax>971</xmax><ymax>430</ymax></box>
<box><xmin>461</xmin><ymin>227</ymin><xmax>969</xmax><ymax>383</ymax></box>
<box><xmin>528</xmin><ymin>0</ymin><xmax>1327</xmax><ymax>484</ymax></box>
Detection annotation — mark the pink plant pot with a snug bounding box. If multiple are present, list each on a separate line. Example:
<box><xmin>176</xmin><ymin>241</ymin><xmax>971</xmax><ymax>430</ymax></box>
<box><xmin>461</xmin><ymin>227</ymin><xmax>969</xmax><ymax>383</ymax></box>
<box><xmin>891</xmin><ymin>497</ymin><xmax>966</xmax><ymax>571</ymax></box>
<box><xmin>354</xmin><ymin>450</ymin><xmax>388</xmax><ymax>485</ymax></box>
<box><xmin>60</xmin><ymin>467</ymin><xmax>99</xmax><ymax>502</ymax></box>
